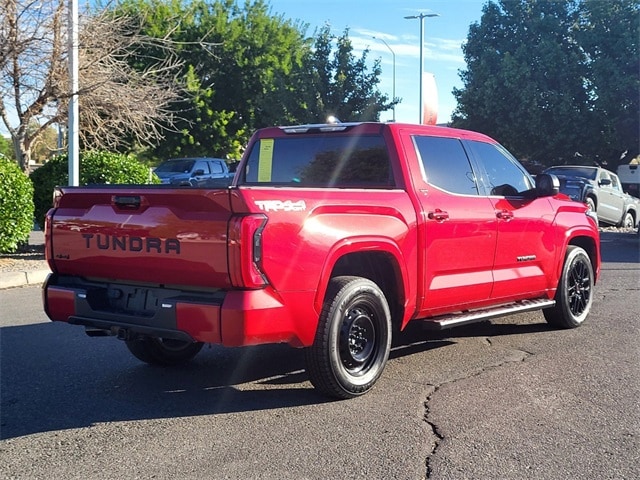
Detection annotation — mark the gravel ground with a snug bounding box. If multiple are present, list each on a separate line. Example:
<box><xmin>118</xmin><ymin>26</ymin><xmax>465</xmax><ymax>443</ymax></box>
<box><xmin>0</xmin><ymin>230</ymin><xmax>47</xmax><ymax>274</ymax></box>
<box><xmin>0</xmin><ymin>244</ymin><xmax>47</xmax><ymax>273</ymax></box>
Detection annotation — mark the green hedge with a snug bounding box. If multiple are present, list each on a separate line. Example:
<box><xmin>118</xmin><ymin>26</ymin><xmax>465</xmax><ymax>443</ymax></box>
<box><xmin>30</xmin><ymin>151</ymin><xmax>158</xmax><ymax>229</ymax></box>
<box><xmin>0</xmin><ymin>158</ymin><xmax>34</xmax><ymax>253</ymax></box>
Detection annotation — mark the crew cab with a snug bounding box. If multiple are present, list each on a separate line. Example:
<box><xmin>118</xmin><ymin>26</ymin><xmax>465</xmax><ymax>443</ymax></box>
<box><xmin>543</xmin><ymin>165</ymin><xmax>639</xmax><ymax>228</ymax></box>
<box><xmin>42</xmin><ymin>122</ymin><xmax>601</xmax><ymax>399</ymax></box>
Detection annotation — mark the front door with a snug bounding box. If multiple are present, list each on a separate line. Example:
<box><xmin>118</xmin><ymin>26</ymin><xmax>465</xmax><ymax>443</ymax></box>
<box><xmin>597</xmin><ymin>171</ymin><xmax>625</xmax><ymax>225</ymax></box>
<box><xmin>489</xmin><ymin>196</ymin><xmax>557</xmax><ymax>299</ymax></box>
<box><xmin>407</xmin><ymin>134</ymin><xmax>498</xmax><ymax>315</ymax></box>
<box><xmin>464</xmin><ymin>139</ymin><xmax>557</xmax><ymax>300</ymax></box>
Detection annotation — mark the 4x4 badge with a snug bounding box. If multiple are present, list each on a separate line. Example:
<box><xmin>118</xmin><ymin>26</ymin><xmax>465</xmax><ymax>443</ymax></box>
<box><xmin>255</xmin><ymin>200</ymin><xmax>306</xmax><ymax>212</ymax></box>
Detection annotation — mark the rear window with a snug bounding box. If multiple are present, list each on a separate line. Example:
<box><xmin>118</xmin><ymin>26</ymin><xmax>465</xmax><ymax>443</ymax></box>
<box><xmin>545</xmin><ymin>167</ymin><xmax>598</xmax><ymax>180</ymax></box>
<box><xmin>155</xmin><ymin>159</ymin><xmax>195</xmax><ymax>173</ymax></box>
<box><xmin>239</xmin><ymin>135</ymin><xmax>393</xmax><ymax>188</ymax></box>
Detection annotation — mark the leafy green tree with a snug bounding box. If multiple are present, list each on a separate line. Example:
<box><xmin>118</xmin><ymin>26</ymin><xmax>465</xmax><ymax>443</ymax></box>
<box><xmin>115</xmin><ymin>1</ymin><xmax>395</xmax><ymax>161</ymax></box>
<box><xmin>452</xmin><ymin>0</ymin><xmax>591</xmax><ymax>165</ymax></box>
<box><xmin>0</xmin><ymin>134</ymin><xmax>14</xmax><ymax>161</ymax></box>
<box><xmin>116</xmin><ymin>0</ymin><xmax>309</xmax><ymax>160</ymax></box>
<box><xmin>576</xmin><ymin>0</ymin><xmax>640</xmax><ymax>167</ymax></box>
<box><xmin>294</xmin><ymin>25</ymin><xmax>396</xmax><ymax>123</ymax></box>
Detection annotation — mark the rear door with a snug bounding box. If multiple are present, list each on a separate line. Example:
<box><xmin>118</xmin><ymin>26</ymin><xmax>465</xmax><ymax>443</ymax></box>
<box><xmin>598</xmin><ymin>171</ymin><xmax>626</xmax><ymax>224</ymax></box>
<box><xmin>405</xmin><ymin>133</ymin><xmax>498</xmax><ymax>314</ymax></box>
<box><xmin>206</xmin><ymin>159</ymin><xmax>232</xmax><ymax>187</ymax></box>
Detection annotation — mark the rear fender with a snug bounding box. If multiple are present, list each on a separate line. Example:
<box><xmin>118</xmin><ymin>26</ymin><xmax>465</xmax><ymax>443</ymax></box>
<box><xmin>314</xmin><ymin>237</ymin><xmax>414</xmax><ymax>329</ymax></box>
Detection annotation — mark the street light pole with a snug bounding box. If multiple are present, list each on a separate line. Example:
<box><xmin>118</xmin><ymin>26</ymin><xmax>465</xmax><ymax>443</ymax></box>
<box><xmin>373</xmin><ymin>36</ymin><xmax>396</xmax><ymax>122</ymax></box>
<box><xmin>68</xmin><ymin>0</ymin><xmax>79</xmax><ymax>186</ymax></box>
<box><xmin>404</xmin><ymin>12</ymin><xmax>439</xmax><ymax>124</ymax></box>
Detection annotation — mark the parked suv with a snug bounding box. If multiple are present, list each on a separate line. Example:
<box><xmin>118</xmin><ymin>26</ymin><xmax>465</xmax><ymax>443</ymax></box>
<box><xmin>154</xmin><ymin>157</ymin><xmax>233</xmax><ymax>187</ymax></box>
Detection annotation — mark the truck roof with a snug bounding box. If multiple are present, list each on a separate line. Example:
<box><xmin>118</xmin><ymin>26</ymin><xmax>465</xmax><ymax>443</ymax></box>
<box><xmin>254</xmin><ymin>121</ymin><xmax>498</xmax><ymax>144</ymax></box>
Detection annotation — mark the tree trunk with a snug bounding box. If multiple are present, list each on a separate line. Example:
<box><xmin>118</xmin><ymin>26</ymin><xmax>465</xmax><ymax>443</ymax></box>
<box><xmin>12</xmin><ymin>134</ymin><xmax>30</xmax><ymax>174</ymax></box>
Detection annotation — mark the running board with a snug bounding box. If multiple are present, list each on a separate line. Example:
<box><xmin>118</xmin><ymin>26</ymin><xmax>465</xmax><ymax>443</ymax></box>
<box><xmin>422</xmin><ymin>298</ymin><xmax>556</xmax><ymax>330</ymax></box>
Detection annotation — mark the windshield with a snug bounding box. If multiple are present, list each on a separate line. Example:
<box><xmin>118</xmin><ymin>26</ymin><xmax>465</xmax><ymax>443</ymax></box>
<box><xmin>155</xmin><ymin>159</ymin><xmax>195</xmax><ymax>174</ymax></box>
<box><xmin>545</xmin><ymin>167</ymin><xmax>597</xmax><ymax>180</ymax></box>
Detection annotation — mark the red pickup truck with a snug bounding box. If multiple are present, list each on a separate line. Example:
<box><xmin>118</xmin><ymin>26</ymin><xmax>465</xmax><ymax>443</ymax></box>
<box><xmin>42</xmin><ymin>122</ymin><xmax>601</xmax><ymax>399</ymax></box>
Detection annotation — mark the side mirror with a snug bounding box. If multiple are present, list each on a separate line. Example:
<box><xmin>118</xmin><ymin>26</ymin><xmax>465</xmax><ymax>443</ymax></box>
<box><xmin>193</xmin><ymin>169</ymin><xmax>205</xmax><ymax>176</ymax></box>
<box><xmin>535</xmin><ymin>173</ymin><xmax>559</xmax><ymax>197</ymax></box>
<box><xmin>599</xmin><ymin>178</ymin><xmax>611</xmax><ymax>186</ymax></box>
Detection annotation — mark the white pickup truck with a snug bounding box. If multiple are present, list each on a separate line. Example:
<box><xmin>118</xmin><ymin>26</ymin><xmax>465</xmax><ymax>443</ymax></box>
<box><xmin>544</xmin><ymin>165</ymin><xmax>640</xmax><ymax>229</ymax></box>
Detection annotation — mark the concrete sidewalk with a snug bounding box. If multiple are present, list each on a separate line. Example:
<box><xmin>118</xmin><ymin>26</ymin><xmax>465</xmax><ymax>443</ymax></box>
<box><xmin>0</xmin><ymin>230</ymin><xmax>51</xmax><ymax>289</ymax></box>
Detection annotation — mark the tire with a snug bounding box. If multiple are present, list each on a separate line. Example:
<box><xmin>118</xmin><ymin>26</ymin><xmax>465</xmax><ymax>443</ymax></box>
<box><xmin>125</xmin><ymin>337</ymin><xmax>203</xmax><ymax>366</ymax></box>
<box><xmin>543</xmin><ymin>246</ymin><xmax>594</xmax><ymax>329</ymax></box>
<box><xmin>585</xmin><ymin>197</ymin><xmax>596</xmax><ymax>214</ymax></box>
<box><xmin>305</xmin><ymin>276</ymin><xmax>392</xmax><ymax>399</ymax></box>
<box><xmin>620</xmin><ymin>212</ymin><xmax>634</xmax><ymax>229</ymax></box>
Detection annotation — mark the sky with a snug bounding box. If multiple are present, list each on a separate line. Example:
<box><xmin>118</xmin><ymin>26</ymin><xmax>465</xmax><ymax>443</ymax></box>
<box><xmin>266</xmin><ymin>0</ymin><xmax>488</xmax><ymax>124</ymax></box>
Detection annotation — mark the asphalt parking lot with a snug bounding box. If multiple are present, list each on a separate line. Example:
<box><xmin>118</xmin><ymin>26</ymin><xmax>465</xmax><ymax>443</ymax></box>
<box><xmin>0</xmin><ymin>231</ymin><xmax>638</xmax><ymax>479</ymax></box>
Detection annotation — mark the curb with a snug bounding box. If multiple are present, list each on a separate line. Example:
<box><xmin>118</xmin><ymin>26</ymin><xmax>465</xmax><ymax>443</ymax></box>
<box><xmin>0</xmin><ymin>269</ymin><xmax>50</xmax><ymax>289</ymax></box>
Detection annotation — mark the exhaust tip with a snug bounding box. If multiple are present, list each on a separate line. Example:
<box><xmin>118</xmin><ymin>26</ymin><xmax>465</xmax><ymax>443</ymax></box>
<box><xmin>85</xmin><ymin>328</ymin><xmax>110</xmax><ymax>337</ymax></box>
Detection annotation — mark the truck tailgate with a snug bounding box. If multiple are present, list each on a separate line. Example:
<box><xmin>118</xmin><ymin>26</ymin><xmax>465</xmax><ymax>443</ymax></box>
<box><xmin>48</xmin><ymin>187</ymin><xmax>233</xmax><ymax>288</ymax></box>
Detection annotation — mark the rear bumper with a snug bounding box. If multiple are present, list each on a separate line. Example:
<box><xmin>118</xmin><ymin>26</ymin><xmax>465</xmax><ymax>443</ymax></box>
<box><xmin>42</xmin><ymin>275</ymin><xmax>313</xmax><ymax>347</ymax></box>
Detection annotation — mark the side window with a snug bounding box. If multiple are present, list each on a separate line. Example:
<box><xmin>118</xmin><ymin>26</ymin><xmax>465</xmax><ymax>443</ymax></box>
<box><xmin>209</xmin><ymin>161</ymin><xmax>224</xmax><ymax>174</ymax></box>
<box><xmin>467</xmin><ymin>141</ymin><xmax>533</xmax><ymax>196</ymax></box>
<box><xmin>413</xmin><ymin>136</ymin><xmax>479</xmax><ymax>195</ymax></box>
<box><xmin>599</xmin><ymin>171</ymin><xmax>611</xmax><ymax>188</ymax></box>
<box><xmin>194</xmin><ymin>160</ymin><xmax>210</xmax><ymax>175</ymax></box>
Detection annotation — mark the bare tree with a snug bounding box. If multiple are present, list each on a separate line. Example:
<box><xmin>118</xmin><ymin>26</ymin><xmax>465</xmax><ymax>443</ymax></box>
<box><xmin>0</xmin><ymin>0</ymin><xmax>182</xmax><ymax>172</ymax></box>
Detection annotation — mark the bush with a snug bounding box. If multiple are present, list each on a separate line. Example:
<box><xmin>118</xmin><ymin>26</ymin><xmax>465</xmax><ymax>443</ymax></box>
<box><xmin>0</xmin><ymin>158</ymin><xmax>34</xmax><ymax>253</ymax></box>
<box><xmin>30</xmin><ymin>150</ymin><xmax>158</xmax><ymax>229</ymax></box>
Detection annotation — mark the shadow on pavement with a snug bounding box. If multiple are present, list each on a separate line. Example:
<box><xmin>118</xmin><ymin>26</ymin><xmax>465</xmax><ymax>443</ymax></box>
<box><xmin>0</xmin><ymin>314</ymin><xmax>552</xmax><ymax>440</ymax></box>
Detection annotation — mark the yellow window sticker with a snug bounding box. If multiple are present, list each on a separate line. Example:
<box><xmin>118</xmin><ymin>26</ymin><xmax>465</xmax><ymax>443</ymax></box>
<box><xmin>257</xmin><ymin>139</ymin><xmax>274</xmax><ymax>182</ymax></box>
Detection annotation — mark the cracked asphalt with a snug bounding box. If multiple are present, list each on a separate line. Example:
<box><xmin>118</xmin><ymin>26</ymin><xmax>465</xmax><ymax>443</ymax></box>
<box><xmin>1</xmin><ymin>232</ymin><xmax>638</xmax><ymax>479</ymax></box>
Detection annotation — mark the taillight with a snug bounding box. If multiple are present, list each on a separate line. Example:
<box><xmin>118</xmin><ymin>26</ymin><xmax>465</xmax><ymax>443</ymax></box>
<box><xmin>228</xmin><ymin>214</ymin><xmax>268</xmax><ymax>288</ymax></box>
<box><xmin>44</xmin><ymin>207</ymin><xmax>56</xmax><ymax>272</ymax></box>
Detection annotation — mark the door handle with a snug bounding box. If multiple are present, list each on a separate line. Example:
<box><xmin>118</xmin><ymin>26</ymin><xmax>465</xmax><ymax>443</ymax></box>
<box><xmin>428</xmin><ymin>209</ymin><xmax>450</xmax><ymax>222</ymax></box>
<box><xmin>496</xmin><ymin>210</ymin><xmax>514</xmax><ymax>221</ymax></box>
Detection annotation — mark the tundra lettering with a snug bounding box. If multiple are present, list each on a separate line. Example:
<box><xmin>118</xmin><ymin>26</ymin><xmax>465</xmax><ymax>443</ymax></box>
<box><xmin>81</xmin><ymin>233</ymin><xmax>181</xmax><ymax>254</ymax></box>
